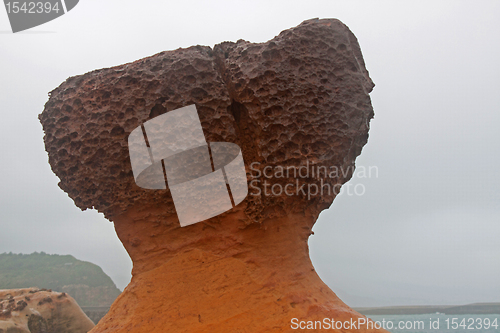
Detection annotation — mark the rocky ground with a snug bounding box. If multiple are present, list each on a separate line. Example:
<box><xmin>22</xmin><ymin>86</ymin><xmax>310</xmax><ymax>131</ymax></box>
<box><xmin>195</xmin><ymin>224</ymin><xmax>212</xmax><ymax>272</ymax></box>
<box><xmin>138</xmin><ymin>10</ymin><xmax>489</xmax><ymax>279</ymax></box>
<box><xmin>0</xmin><ymin>288</ymin><xmax>95</xmax><ymax>333</ymax></box>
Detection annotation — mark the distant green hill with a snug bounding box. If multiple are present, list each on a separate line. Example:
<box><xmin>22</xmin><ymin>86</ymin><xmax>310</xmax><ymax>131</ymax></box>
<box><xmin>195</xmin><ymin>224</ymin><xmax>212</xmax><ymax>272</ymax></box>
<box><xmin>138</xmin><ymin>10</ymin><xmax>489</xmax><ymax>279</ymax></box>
<box><xmin>0</xmin><ymin>252</ymin><xmax>121</xmax><ymax>307</ymax></box>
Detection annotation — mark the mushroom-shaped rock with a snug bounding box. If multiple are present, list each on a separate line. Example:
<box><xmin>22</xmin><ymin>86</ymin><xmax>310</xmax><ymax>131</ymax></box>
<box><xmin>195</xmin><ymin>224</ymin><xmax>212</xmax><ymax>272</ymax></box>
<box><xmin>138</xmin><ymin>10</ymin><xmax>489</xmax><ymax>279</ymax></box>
<box><xmin>40</xmin><ymin>18</ymin><xmax>385</xmax><ymax>333</ymax></box>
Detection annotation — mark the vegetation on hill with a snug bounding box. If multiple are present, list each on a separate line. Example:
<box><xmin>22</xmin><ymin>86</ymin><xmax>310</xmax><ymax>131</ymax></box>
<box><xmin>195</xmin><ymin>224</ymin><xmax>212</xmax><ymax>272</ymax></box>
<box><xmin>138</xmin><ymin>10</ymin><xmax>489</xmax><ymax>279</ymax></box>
<box><xmin>0</xmin><ymin>252</ymin><xmax>121</xmax><ymax>307</ymax></box>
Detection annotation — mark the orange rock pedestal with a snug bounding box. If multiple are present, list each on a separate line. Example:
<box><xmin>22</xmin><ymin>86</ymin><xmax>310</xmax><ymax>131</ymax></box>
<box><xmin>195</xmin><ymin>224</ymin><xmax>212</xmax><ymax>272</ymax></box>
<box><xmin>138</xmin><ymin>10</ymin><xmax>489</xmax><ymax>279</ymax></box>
<box><xmin>91</xmin><ymin>206</ymin><xmax>386</xmax><ymax>333</ymax></box>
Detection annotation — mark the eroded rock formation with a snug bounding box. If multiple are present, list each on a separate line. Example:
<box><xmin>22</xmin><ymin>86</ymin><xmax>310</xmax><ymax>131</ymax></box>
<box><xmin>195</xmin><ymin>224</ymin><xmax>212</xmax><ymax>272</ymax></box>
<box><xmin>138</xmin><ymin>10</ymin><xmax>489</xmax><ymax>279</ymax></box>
<box><xmin>0</xmin><ymin>288</ymin><xmax>95</xmax><ymax>333</ymax></box>
<box><xmin>39</xmin><ymin>18</ymin><xmax>386</xmax><ymax>332</ymax></box>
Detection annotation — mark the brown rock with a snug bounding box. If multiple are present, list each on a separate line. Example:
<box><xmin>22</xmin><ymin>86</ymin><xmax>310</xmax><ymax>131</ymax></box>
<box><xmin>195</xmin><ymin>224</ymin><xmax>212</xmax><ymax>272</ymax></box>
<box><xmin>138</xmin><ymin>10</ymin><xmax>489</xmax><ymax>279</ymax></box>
<box><xmin>0</xmin><ymin>288</ymin><xmax>95</xmax><ymax>333</ymax></box>
<box><xmin>39</xmin><ymin>18</ymin><xmax>385</xmax><ymax>332</ymax></box>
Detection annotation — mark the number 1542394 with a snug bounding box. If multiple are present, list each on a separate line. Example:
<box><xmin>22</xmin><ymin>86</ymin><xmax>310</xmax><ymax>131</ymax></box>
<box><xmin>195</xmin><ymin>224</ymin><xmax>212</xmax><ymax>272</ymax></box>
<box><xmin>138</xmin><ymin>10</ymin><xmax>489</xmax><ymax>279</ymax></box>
<box><xmin>5</xmin><ymin>2</ymin><xmax>61</xmax><ymax>14</ymax></box>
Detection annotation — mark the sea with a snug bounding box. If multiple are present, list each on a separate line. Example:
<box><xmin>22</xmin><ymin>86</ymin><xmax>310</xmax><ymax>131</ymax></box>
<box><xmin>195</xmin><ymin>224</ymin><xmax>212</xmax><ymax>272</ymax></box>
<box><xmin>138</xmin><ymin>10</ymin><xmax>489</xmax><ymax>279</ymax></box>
<box><xmin>366</xmin><ymin>314</ymin><xmax>500</xmax><ymax>333</ymax></box>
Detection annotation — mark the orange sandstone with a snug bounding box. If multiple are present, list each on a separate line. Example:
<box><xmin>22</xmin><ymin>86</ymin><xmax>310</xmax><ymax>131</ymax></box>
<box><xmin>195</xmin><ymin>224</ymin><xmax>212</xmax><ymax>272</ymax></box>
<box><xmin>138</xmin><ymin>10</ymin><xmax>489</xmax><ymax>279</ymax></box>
<box><xmin>40</xmin><ymin>19</ymin><xmax>387</xmax><ymax>332</ymax></box>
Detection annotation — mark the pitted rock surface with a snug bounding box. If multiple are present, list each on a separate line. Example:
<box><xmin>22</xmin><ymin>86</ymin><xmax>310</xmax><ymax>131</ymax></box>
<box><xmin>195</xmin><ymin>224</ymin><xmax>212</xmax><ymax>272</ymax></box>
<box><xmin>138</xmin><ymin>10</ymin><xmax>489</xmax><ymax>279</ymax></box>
<box><xmin>39</xmin><ymin>18</ymin><xmax>374</xmax><ymax>224</ymax></box>
<box><xmin>0</xmin><ymin>288</ymin><xmax>95</xmax><ymax>333</ymax></box>
<box><xmin>39</xmin><ymin>18</ymin><xmax>385</xmax><ymax>333</ymax></box>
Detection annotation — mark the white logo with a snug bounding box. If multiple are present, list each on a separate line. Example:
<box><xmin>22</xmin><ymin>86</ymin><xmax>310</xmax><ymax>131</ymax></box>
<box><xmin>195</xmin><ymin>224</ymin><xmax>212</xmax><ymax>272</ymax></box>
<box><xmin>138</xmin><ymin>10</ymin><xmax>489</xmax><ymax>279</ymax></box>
<box><xmin>128</xmin><ymin>105</ymin><xmax>248</xmax><ymax>227</ymax></box>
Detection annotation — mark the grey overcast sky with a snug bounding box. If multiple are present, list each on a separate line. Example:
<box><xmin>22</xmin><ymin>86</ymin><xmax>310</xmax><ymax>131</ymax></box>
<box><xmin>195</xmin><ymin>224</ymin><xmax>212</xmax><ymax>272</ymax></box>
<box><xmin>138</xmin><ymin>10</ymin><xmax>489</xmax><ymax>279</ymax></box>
<box><xmin>0</xmin><ymin>0</ymin><xmax>499</xmax><ymax>307</ymax></box>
